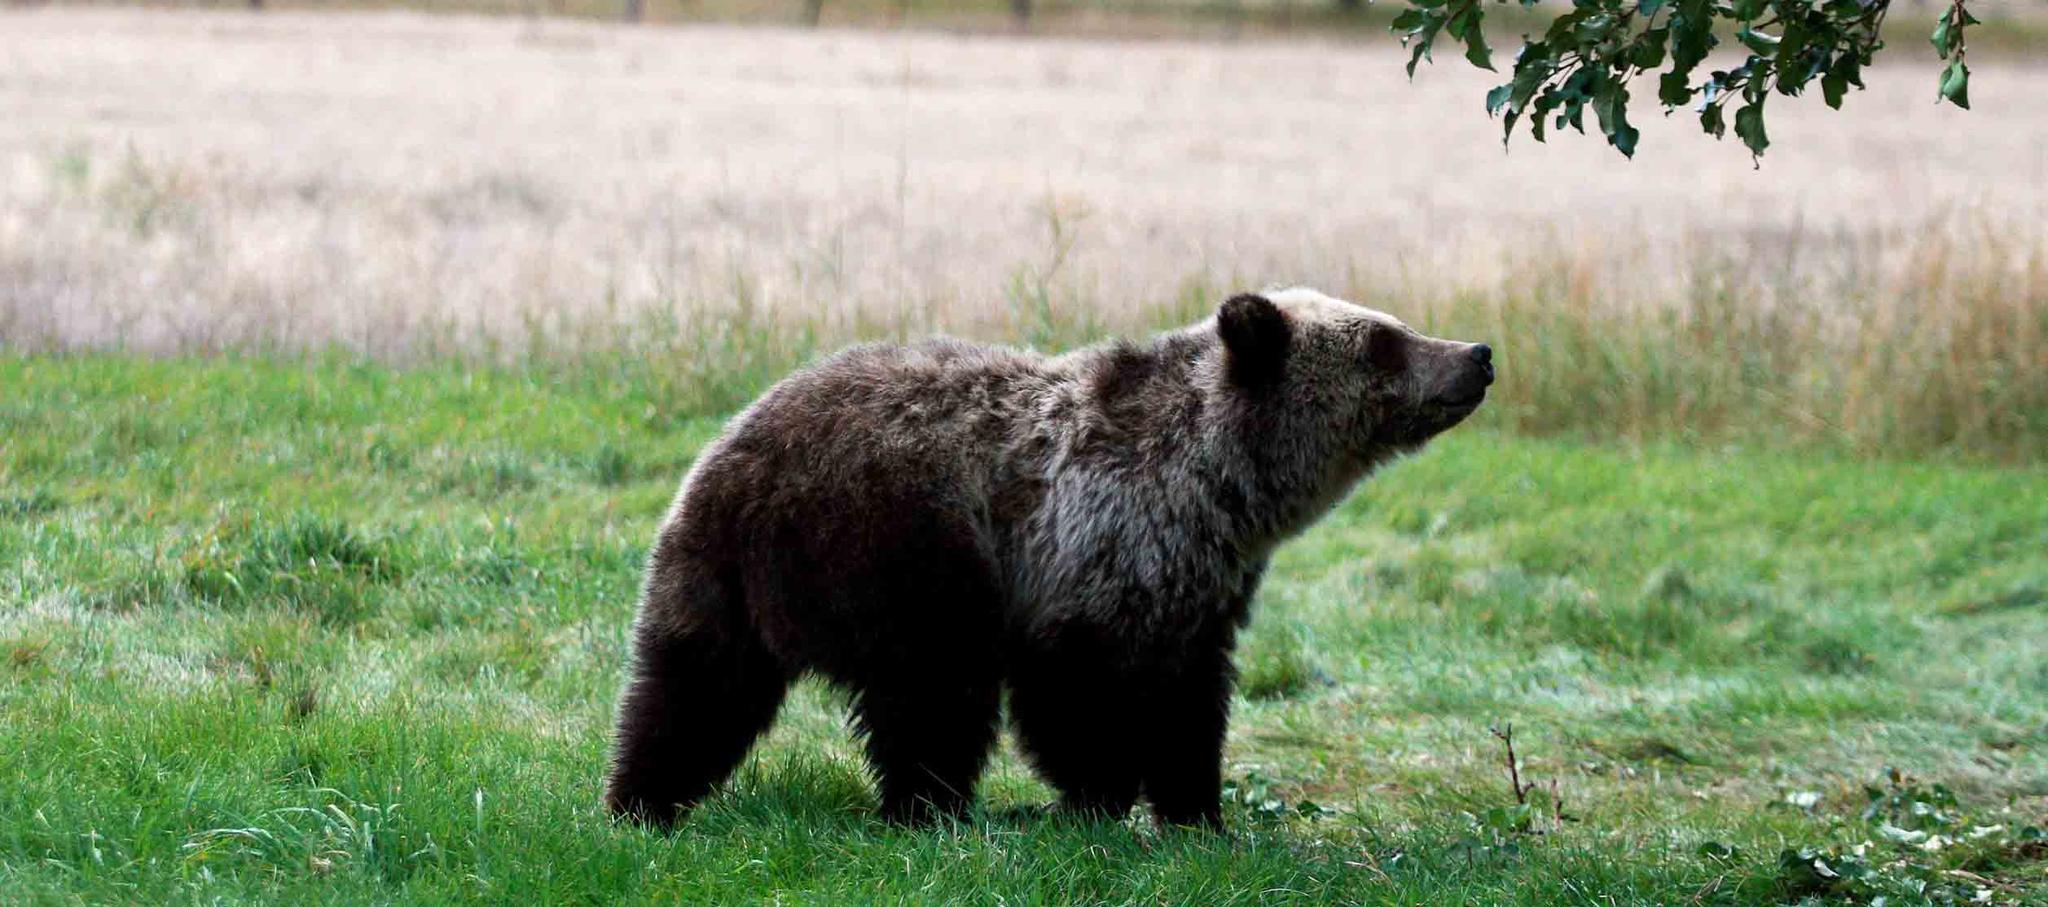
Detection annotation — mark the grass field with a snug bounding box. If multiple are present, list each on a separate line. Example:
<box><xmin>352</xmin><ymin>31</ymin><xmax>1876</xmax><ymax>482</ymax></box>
<box><xmin>1</xmin><ymin>355</ymin><xmax>2044</xmax><ymax>903</ymax></box>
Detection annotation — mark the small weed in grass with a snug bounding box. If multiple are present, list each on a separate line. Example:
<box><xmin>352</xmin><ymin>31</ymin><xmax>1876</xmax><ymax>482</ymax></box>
<box><xmin>440</xmin><ymin>450</ymin><xmax>540</xmax><ymax>496</ymax></box>
<box><xmin>181</xmin><ymin>787</ymin><xmax>434</xmax><ymax>883</ymax></box>
<box><xmin>6</xmin><ymin>633</ymin><xmax>53</xmax><ymax>671</ymax></box>
<box><xmin>582</xmin><ymin>442</ymin><xmax>633</xmax><ymax>487</ymax></box>
<box><xmin>0</xmin><ymin>489</ymin><xmax>61</xmax><ymax>518</ymax></box>
<box><xmin>1222</xmin><ymin>769</ymin><xmax>1338</xmax><ymax>825</ymax></box>
<box><xmin>181</xmin><ymin>513</ymin><xmax>399</xmax><ymax>624</ymax></box>
<box><xmin>364</xmin><ymin>437</ymin><xmax>413</xmax><ymax>471</ymax></box>
<box><xmin>1732</xmin><ymin>769</ymin><xmax>2048</xmax><ymax>904</ymax></box>
<box><xmin>1238</xmin><ymin>625</ymin><xmax>1322</xmax><ymax>701</ymax></box>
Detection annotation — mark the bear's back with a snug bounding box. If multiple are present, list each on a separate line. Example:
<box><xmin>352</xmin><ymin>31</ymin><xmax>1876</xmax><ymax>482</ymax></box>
<box><xmin>679</xmin><ymin>338</ymin><xmax>1063</xmax><ymax>554</ymax></box>
<box><xmin>669</xmin><ymin>338</ymin><xmax>1069</xmax><ymax>666</ymax></box>
<box><xmin>733</xmin><ymin>338</ymin><xmax>1054</xmax><ymax>469</ymax></box>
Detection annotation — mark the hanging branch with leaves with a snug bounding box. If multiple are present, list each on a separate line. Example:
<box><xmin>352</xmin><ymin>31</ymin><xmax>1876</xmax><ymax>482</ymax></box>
<box><xmin>1393</xmin><ymin>0</ymin><xmax>1979</xmax><ymax>160</ymax></box>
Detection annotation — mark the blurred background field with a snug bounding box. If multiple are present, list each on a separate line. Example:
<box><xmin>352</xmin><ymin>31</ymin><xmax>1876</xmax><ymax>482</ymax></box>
<box><xmin>19</xmin><ymin>0</ymin><xmax>2048</xmax><ymax>46</ymax></box>
<box><xmin>3</xmin><ymin>5</ymin><xmax>2045</xmax><ymax>456</ymax></box>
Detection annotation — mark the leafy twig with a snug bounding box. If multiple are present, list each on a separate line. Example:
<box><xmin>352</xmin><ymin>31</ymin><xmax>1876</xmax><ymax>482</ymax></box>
<box><xmin>1932</xmin><ymin>0</ymin><xmax>1976</xmax><ymax>109</ymax></box>
<box><xmin>1395</xmin><ymin>0</ymin><xmax>1976</xmax><ymax>160</ymax></box>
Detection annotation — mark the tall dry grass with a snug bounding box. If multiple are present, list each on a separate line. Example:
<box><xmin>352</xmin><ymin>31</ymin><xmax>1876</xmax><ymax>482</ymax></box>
<box><xmin>1</xmin><ymin>9</ymin><xmax>2043</xmax><ymax>457</ymax></box>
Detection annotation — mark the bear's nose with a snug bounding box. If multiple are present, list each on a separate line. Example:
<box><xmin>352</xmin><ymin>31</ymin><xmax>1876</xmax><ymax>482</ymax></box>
<box><xmin>1469</xmin><ymin>344</ymin><xmax>1494</xmax><ymax>384</ymax></box>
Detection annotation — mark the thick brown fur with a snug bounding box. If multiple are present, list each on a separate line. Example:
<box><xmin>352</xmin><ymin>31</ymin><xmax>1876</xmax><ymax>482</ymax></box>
<box><xmin>603</xmin><ymin>288</ymin><xmax>1493</xmax><ymax>829</ymax></box>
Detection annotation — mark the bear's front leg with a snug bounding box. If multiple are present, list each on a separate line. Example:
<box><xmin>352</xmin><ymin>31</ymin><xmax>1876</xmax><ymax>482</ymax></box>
<box><xmin>1138</xmin><ymin>657</ymin><xmax>1233</xmax><ymax>829</ymax></box>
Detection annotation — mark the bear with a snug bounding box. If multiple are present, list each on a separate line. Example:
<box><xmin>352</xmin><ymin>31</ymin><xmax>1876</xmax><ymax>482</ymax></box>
<box><xmin>602</xmin><ymin>287</ymin><xmax>1493</xmax><ymax>829</ymax></box>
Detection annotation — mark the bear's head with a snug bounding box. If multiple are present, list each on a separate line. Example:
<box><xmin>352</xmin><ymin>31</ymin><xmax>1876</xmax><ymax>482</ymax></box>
<box><xmin>1215</xmin><ymin>287</ymin><xmax>1492</xmax><ymax>456</ymax></box>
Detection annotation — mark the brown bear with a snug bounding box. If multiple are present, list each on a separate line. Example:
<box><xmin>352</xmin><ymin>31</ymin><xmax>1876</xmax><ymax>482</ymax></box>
<box><xmin>603</xmin><ymin>287</ymin><xmax>1493</xmax><ymax>829</ymax></box>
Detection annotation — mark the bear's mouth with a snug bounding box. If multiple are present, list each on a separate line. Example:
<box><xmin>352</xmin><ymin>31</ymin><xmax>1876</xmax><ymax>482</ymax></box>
<box><xmin>1435</xmin><ymin>388</ymin><xmax>1487</xmax><ymax>411</ymax></box>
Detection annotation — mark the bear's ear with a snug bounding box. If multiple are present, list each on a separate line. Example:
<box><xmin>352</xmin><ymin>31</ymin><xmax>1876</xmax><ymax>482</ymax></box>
<box><xmin>1218</xmin><ymin>293</ymin><xmax>1290</xmax><ymax>387</ymax></box>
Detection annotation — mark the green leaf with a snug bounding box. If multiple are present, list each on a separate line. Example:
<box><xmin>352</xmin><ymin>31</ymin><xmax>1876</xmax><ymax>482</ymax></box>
<box><xmin>1658</xmin><ymin>71</ymin><xmax>1693</xmax><ymax>106</ymax></box>
<box><xmin>1485</xmin><ymin>83</ymin><xmax>1514</xmax><ymax>114</ymax></box>
<box><xmin>1740</xmin><ymin>59</ymin><xmax>1771</xmax><ymax>103</ymax></box>
<box><xmin>1938</xmin><ymin>59</ymin><xmax>1970</xmax><ymax>109</ymax></box>
<box><xmin>1611</xmin><ymin>120</ymin><xmax>1640</xmax><ymax>157</ymax></box>
<box><xmin>1445</xmin><ymin>3</ymin><xmax>1472</xmax><ymax>39</ymax></box>
<box><xmin>1737</xmin><ymin>28</ymin><xmax>1779</xmax><ymax>56</ymax></box>
<box><xmin>1774</xmin><ymin>20</ymin><xmax>1809</xmax><ymax>95</ymax></box>
<box><xmin>1699</xmin><ymin>101</ymin><xmax>1725</xmax><ymax>138</ymax></box>
<box><xmin>1508</xmin><ymin>55</ymin><xmax>1550</xmax><ymax>108</ymax></box>
<box><xmin>1390</xmin><ymin>8</ymin><xmax>1428</xmax><ymax>32</ymax></box>
<box><xmin>1819</xmin><ymin>52</ymin><xmax>1867</xmax><ymax>111</ymax></box>
<box><xmin>1541</xmin><ymin>8</ymin><xmax>1582</xmax><ymax>45</ymax></box>
<box><xmin>1464</xmin><ymin>24</ymin><xmax>1496</xmax><ymax>71</ymax></box>
<box><xmin>1591</xmin><ymin>76</ymin><xmax>1639</xmax><ymax>158</ymax></box>
<box><xmin>1638</xmin><ymin>0</ymin><xmax>1669</xmax><ymax>15</ymax></box>
<box><xmin>1630</xmin><ymin>25</ymin><xmax>1669</xmax><ymax>69</ymax></box>
<box><xmin>1696</xmin><ymin>841</ymin><xmax>1739</xmax><ymax>861</ymax></box>
<box><xmin>1558</xmin><ymin>66</ymin><xmax>1594</xmax><ymax>102</ymax></box>
<box><xmin>1571</xmin><ymin>12</ymin><xmax>1615</xmax><ymax>44</ymax></box>
<box><xmin>1665</xmin><ymin>5</ymin><xmax>1717</xmax><ymax>93</ymax></box>
<box><xmin>1404</xmin><ymin>17</ymin><xmax>1445</xmax><ymax>77</ymax></box>
<box><xmin>1448</xmin><ymin>3</ymin><xmax>1493</xmax><ymax>71</ymax></box>
<box><xmin>1821</xmin><ymin>70</ymin><xmax>1847</xmax><ymax>109</ymax></box>
<box><xmin>1833</xmin><ymin>56</ymin><xmax>1864</xmax><ymax>90</ymax></box>
<box><xmin>1930</xmin><ymin>16</ymin><xmax>1952</xmax><ymax>57</ymax></box>
<box><xmin>1733</xmin><ymin>101</ymin><xmax>1769</xmax><ymax>157</ymax></box>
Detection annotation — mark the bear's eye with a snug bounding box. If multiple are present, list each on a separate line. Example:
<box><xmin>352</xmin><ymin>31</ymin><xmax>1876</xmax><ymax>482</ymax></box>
<box><xmin>1365</xmin><ymin>325</ymin><xmax>1409</xmax><ymax>372</ymax></box>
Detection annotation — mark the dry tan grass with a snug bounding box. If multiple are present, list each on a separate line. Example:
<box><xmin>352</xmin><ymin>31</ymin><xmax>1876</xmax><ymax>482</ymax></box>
<box><xmin>2</xmin><ymin>8</ymin><xmax>2044</xmax><ymax>453</ymax></box>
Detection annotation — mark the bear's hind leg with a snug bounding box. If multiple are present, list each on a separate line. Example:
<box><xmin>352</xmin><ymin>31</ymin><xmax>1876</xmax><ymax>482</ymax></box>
<box><xmin>852</xmin><ymin>674</ymin><xmax>1001</xmax><ymax>824</ymax></box>
<box><xmin>604</xmin><ymin>615</ymin><xmax>789</xmax><ymax>827</ymax></box>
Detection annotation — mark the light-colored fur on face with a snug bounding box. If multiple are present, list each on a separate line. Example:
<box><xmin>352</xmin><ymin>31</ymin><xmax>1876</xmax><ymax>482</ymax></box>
<box><xmin>1260</xmin><ymin>286</ymin><xmax>1411</xmax><ymax>331</ymax></box>
<box><xmin>1240</xmin><ymin>286</ymin><xmax>1488</xmax><ymax>466</ymax></box>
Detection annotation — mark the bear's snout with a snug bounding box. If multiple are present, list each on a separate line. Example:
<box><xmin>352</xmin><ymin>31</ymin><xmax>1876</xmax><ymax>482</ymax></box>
<box><xmin>1432</xmin><ymin>341</ymin><xmax>1493</xmax><ymax>409</ymax></box>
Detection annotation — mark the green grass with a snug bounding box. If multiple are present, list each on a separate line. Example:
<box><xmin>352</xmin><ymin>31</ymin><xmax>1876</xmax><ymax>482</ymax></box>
<box><xmin>2</xmin><ymin>353</ymin><xmax>2045</xmax><ymax>904</ymax></box>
